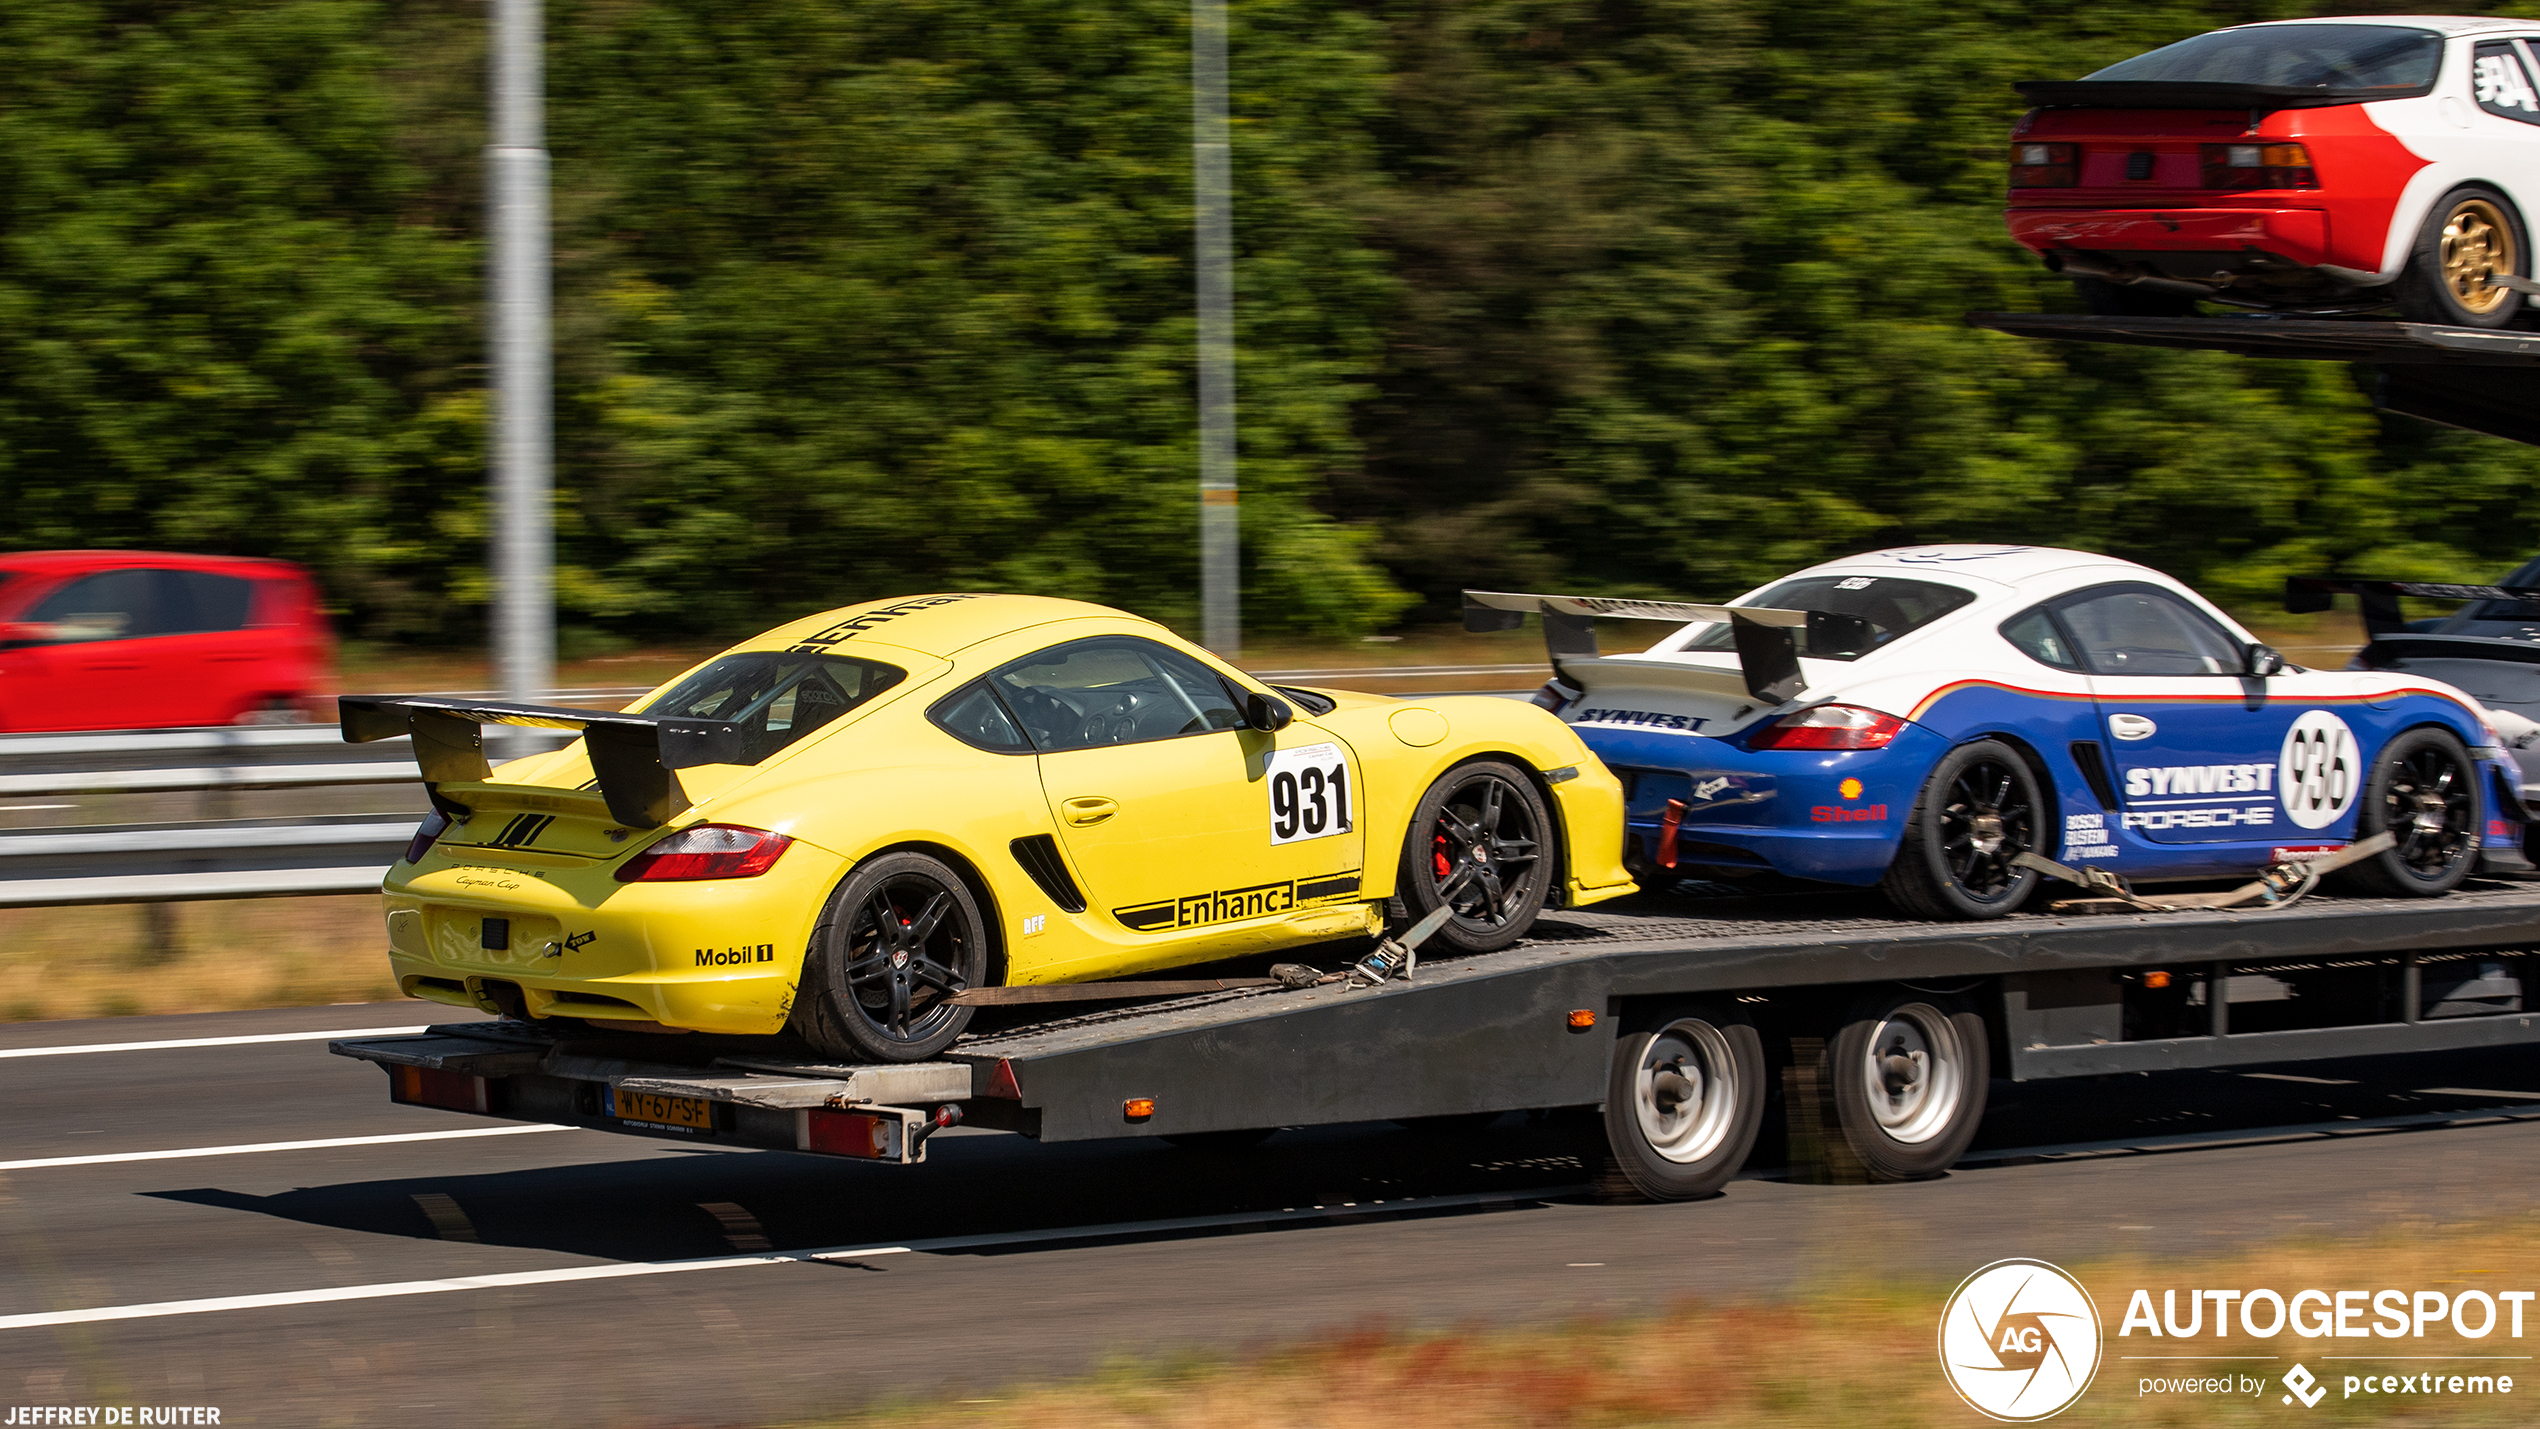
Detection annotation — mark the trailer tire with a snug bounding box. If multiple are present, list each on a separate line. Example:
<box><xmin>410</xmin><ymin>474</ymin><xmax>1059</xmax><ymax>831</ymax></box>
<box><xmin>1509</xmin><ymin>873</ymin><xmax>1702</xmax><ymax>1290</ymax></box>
<box><xmin>792</xmin><ymin>851</ymin><xmax>986</xmax><ymax>1064</ymax></box>
<box><xmin>1589</xmin><ymin>1002</ymin><xmax>1766</xmax><ymax>1203</ymax></box>
<box><xmin>1879</xmin><ymin>739</ymin><xmax>2044</xmax><ymax>920</ymax></box>
<box><xmin>1822</xmin><ymin>990</ymin><xmax>1988</xmax><ymax>1181</ymax></box>
<box><xmin>1399</xmin><ymin>760</ymin><xmax>1554</xmax><ymax>953</ymax></box>
<box><xmin>2335</xmin><ymin>726</ymin><xmax>2481</xmax><ymax>898</ymax></box>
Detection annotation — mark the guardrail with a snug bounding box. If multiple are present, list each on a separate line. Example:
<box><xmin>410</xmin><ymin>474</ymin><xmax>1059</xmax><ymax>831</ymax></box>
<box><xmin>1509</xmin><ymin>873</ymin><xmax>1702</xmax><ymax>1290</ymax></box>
<box><xmin>0</xmin><ymin>669</ymin><xmax>1544</xmax><ymax>910</ymax></box>
<box><xmin>0</xmin><ymin>723</ymin><xmax>421</xmax><ymax>907</ymax></box>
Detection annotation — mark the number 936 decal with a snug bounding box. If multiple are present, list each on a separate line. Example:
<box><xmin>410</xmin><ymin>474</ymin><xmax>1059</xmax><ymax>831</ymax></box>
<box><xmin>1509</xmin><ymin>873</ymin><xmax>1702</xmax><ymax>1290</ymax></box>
<box><xmin>1267</xmin><ymin>742</ymin><xmax>1354</xmax><ymax>845</ymax></box>
<box><xmin>2278</xmin><ymin>709</ymin><xmax>2356</xmax><ymax>832</ymax></box>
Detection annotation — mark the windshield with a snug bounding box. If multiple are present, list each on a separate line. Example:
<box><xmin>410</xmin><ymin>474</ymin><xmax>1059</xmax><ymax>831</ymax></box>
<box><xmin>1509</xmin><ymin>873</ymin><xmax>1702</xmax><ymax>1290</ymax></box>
<box><xmin>2087</xmin><ymin>24</ymin><xmax>2442</xmax><ymax>91</ymax></box>
<box><xmin>637</xmin><ymin>652</ymin><xmax>904</xmax><ymax>764</ymax></box>
<box><xmin>1675</xmin><ymin>576</ymin><xmax>1977</xmax><ymax>662</ymax></box>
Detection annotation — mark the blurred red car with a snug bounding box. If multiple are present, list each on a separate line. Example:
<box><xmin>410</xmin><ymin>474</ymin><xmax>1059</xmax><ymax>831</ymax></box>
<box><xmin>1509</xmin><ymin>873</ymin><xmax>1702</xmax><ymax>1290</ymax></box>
<box><xmin>0</xmin><ymin>552</ymin><xmax>335</xmax><ymax>731</ymax></box>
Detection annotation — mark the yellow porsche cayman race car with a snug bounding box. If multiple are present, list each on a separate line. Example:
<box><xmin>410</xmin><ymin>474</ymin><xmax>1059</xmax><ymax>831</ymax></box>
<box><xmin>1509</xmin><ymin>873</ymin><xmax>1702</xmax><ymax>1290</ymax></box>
<box><xmin>344</xmin><ymin>594</ymin><xmax>1634</xmax><ymax>1062</ymax></box>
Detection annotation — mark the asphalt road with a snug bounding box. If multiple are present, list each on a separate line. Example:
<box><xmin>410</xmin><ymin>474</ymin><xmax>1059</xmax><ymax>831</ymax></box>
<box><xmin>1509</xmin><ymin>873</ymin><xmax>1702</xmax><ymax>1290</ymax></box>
<box><xmin>7</xmin><ymin>1004</ymin><xmax>2540</xmax><ymax>1427</ymax></box>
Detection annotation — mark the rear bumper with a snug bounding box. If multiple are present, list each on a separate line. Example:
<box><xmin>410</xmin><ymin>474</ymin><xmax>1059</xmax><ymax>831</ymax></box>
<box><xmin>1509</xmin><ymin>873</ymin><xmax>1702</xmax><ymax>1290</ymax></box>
<box><xmin>1578</xmin><ymin>723</ymin><xmax>1947</xmax><ymax>886</ymax></box>
<box><xmin>2009</xmin><ymin>206</ymin><xmax>2329</xmax><ymax>270</ymax></box>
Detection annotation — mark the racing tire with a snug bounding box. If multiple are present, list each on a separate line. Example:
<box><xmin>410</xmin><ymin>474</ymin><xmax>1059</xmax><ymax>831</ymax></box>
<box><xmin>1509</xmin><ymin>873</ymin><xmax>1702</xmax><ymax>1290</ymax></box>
<box><xmin>2334</xmin><ymin>726</ymin><xmax>2482</xmax><ymax>898</ymax></box>
<box><xmin>1878</xmin><ymin>739</ymin><xmax>2045</xmax><ymax>921</ymax></box>
<box><xmin>792</xmin><ymin>851</ymin><xmax>987</xmax><ymax>1063</ymax></box>
<box><xmin>1586</xmin><ymin>1002</ymin><xmax>1766</xmax><ymax>1203</ymax></box>
<box><xmin>2394</xmin><ymin>186</ymin><xmax>2527</xmax><ymax>328</ymax></box>
<box><xmin>1398</xmin><ymin>760</ymin><xmax>1554</xmax><ymax>954</ymax></box>
<box><xmin>1821</xmin><ymin>990</ymin><xmax>1988</xmax><ymax>1182</ymax></box>
<box><xmin>2073</xmin><ymin>277</ymin><xmax>2198</xmax><ymax>317</ymax></box>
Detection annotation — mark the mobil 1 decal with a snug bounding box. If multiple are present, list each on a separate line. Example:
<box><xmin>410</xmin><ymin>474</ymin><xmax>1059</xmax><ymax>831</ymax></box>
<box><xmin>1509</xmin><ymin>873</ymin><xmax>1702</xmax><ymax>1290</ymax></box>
<box><xmin>1267</xmin><ymin>742</ymin><xmax>1354</xmax><ymax>845</ymax></box>
<box><xmin>2278</xmin><ymin>709</ymin><xmax>2357</xmax><ymax>831</ymax></box>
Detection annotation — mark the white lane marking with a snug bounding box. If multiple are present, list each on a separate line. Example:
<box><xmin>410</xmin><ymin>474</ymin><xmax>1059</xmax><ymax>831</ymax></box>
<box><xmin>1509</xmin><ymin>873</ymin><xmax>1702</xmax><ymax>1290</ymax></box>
<box><xmin>0</xmin><ymin>1185</ymin><xmax>1581</xmax><ymax>1331</ymax></box>
<box><xmin>2418</xmin><ymin>1086</ymin><xmax>2540</xmax><ymax>1101</ymax></box>
<box><xmin>0</xmin><ymin>1025</ymin><xmax>431</xmax><ymax>1059</ymax></box>
<box><xmin>0</xmin><ymin>1124</ymin><xmax>574</xmax><ymax>1172</ymax></box>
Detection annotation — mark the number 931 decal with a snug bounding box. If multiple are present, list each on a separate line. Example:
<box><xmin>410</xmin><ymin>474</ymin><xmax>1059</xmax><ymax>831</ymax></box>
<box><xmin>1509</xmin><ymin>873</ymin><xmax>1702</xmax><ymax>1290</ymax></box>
<box><xmin>1267</xmin><ymin>742</ymin><xmax>1354</xmax><ymax>845</ymax></box>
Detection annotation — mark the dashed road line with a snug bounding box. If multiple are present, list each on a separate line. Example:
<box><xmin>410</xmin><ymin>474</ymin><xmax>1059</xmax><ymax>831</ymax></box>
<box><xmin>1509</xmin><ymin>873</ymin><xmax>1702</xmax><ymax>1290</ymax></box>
<box><xmin>0</xmin><ymin>1025</ymin><xmax>430</xmax><ymax>1059</ymax></box>
<box><xmin>0</xmin><ymin>1124</ymin><xmax>575</xmax><ymax>1172</ymax></box>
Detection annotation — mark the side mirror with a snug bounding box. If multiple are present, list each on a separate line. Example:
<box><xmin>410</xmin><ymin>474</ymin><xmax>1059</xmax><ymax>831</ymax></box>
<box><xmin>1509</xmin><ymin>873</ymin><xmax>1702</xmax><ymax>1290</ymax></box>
<box><xmin>1244</xmin><ymin>691</ymin><xmax>1293</xmax><ymax>733</ymax></box>
<box><xmin>2245</xmin><ymin>643</ymin><xmax>2285</xmax><ymax>677</ymax></box>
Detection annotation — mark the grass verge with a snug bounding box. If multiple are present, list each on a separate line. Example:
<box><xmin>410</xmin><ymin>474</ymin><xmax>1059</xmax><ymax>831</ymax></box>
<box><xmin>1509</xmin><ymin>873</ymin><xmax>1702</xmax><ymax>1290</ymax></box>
<box><xmin>0</xmin><ymin>896</ymin><xmax>397</xmax><ymax>1022</ymax></box>
<box><xmin>789</xmin><ymin>1211</ymin><xmax>2540</xmax><ymax>1427</ymax></box>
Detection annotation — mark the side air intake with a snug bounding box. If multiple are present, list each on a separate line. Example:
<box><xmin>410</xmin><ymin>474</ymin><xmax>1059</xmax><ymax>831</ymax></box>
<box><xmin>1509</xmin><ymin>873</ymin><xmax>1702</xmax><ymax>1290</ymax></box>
<box><xmin>1009</xmin><ymin>835</ymin><xmax>1087</xmax><ymax>914</ymax></box>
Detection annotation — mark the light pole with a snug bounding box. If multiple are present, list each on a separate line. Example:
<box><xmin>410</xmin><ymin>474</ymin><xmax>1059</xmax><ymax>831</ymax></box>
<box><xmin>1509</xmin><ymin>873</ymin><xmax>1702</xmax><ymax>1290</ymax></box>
<box><xmin>1192</xmin><ymin>0</ymin><xmax>1239</xmax><ymax>657</ymax></box>
<box><xmin>489</xmin><ymin>0</ymin><xmax>553</xmax><ymax>727</ymax></box>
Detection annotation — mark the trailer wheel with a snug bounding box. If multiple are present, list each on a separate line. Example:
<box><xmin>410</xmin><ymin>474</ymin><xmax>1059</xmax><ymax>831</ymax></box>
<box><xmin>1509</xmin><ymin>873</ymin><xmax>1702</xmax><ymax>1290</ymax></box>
<box><xmin>1823</xmin><ymin>991</ymin><xmax>1988</xmax><ymax>1181</ymax></box>
<box><xmin>792</xmin><ymin>851</ymin><xmax>986</xmax><ymax>1063</ymax></box>
<box><xmin>1589</xmin><ymin>1003</ymin><xmax>1765</xmax><ymax>1202</ymax></box>
<box><xmin>1399</xmin><ymin>760</ymin><xmax>1553</xmax><ymax>953</ymax></box>
<box><xmin>2335</xmin><ymin>726</ymin><xmax>2481</xmax><ymax>898</ymax></box>
<box><xmin>1879</xmin><ymin>739</ymin><xmax>2043</xmax><ymax>920</ymax></box>
<box><xmin>2396</xmin><ymin>187</ymin><xmax>2526</xmax><ymax>328</ymax></box>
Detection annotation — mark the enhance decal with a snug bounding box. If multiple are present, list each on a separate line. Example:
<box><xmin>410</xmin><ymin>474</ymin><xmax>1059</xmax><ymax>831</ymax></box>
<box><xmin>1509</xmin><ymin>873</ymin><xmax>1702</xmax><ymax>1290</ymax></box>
<box><xmin>1114</xmin><ymin>872</ymin><xmax>1364</xmax><ymax>932</ymax></box>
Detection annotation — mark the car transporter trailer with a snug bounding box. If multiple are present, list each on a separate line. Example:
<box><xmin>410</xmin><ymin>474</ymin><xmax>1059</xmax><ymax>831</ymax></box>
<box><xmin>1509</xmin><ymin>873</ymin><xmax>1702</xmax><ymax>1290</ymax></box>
<box><xmin>335</xmin><ymin>882</ymin><xmax>2540</xmax><ymax>1201</ymax></box>
<box><xmin>339</xmin><ymin>307</ymin><xmax>2540</xmax><ymax>1201</ymax></box>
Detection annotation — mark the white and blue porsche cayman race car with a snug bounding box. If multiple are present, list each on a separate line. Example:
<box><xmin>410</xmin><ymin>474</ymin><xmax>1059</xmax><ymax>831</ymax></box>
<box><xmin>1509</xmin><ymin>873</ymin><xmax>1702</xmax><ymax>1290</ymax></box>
<box><xmin>1468</xmin><ymin>546</ymin><xmax>2528</xmax><ymax>919</ymax></box>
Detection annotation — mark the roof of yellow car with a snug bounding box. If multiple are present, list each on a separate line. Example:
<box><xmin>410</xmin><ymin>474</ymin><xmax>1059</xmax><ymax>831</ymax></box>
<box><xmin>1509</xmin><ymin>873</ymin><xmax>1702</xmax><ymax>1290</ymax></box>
<box><xmin>745</xmin><ymin>592</ymin><xmax>1145</xmax><ymax>659</ymax></box>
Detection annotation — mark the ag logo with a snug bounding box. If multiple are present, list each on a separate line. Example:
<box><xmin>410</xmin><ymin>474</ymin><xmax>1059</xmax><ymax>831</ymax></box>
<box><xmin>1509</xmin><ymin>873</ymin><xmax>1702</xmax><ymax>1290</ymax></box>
<box><xmin>2278</xmin><ymin>710</ymin><xmax>2356</xmax><ymax>831</ymax></box>
<box><xmin>1939</xmin><ymin>1259</ymin><xmax>2101</xmax><ymax>1421</ymax></box>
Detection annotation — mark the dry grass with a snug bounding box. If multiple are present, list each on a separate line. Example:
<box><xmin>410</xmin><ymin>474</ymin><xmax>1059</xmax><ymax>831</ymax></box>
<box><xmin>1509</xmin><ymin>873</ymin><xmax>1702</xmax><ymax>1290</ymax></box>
<box><xmin>0</xmin><ymin>895</ymin><xmax>397</xmax><ymax>1022</ymax></box>
<box><xmin>800</xmin><ymin>1212</ymin><xmax>2540</xmax><ymax>1428</ymax></box>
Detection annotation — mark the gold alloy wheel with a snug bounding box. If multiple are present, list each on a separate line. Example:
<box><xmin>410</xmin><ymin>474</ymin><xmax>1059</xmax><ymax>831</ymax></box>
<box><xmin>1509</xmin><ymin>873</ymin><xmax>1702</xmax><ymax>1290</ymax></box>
<box><xmin>2441</xmin><ymin>198</ymin><xmax>2519</xmax><ymax>313</ymax></box>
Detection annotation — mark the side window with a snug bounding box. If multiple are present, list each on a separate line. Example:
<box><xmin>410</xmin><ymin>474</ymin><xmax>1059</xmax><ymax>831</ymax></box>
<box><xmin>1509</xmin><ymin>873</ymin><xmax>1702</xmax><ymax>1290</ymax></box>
<box><xmin>2056</xmin><ymin>586</ymin><xmax>2245</xmax><ymax>676</ymax></box>
<box><xmin>928</xmin><ymin>680</ymin><xmax>1033</xmax><ymax>754</ymax></box>
<box><xmin>990</xmin><ymin>637</ymin><xmax>1245</xmax><ymax>752</ymax></box>
<box><xmin>161</xmin><ymin>571</ymin><xmax>256</xmax><ymax>634</ymax></box>
<box><xmin>1999</xmin><ymin>607</ymin><xmax>2081</xmax><ymax>671</ymax></box>
<box><xmin>27</xmin><ymin>569</ymin><xmax>161</xmax><ymax>643</ymax></box>
<box><xmin>2474</xmin><ymin>40</ymin><xmax>2540</xmax><ymax>123</ymax></box>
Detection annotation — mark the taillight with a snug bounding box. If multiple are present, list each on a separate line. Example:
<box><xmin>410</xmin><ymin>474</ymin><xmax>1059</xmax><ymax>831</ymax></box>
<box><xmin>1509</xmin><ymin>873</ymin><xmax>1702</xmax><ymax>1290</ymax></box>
<box><xmin>2010</xmin><ymin>142</ymin><xmax>2077</xmax><ymax>188</ymax></box>
<box><xmin>404</xmin><ymin>809</ymin><xmax>449</xmax><ymax>864</ymax></box>
<box><xmin>2201</xmin><ymin>142</ymin><xmax>2316</xmax><ymax>191</ymax></box>
<box><xmin>615</xmin><ymin>824</ymin><xmax>795</xmax><ymax>882</ymax></box>
<box><xmin>1747</xmin><ymin>704</ymin><xmax>1907</xmax><ymax>751</ymax></box>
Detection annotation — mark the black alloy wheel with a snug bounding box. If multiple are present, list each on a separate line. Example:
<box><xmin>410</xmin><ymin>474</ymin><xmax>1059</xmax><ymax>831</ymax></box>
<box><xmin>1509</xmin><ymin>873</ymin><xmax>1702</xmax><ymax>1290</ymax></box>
<box><xmin>2337</xmin><ymin>727</ymin><xmax>2480</xmax><ymax>898</ymax></box>
<box><xmin>1881</xmin><ymin>739</ymin><xmax>2044</xmax><ymax>920</ymax></box>
<box><xmin>794</xmin><ymin>851</ymin><xmax>987</xmax><ymax>1062</ymax></box>
<box><xmin>1400</xmin><ymin>760</ymin><xmax>1554</xmax><ymax>953</ymax></box>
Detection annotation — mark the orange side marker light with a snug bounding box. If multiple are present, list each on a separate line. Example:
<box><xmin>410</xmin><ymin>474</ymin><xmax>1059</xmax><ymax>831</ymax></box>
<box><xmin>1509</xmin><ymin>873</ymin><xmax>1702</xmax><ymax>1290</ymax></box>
<box><xmin>1568</xmin><ymin>1009</ymin><xmax>1598</xmax><ymax>1030</ymax></box>
<box><xmin>1124</xmin><ymin>1097</ymin><xmax>1156</xmax><ymax>1122</ymax></box>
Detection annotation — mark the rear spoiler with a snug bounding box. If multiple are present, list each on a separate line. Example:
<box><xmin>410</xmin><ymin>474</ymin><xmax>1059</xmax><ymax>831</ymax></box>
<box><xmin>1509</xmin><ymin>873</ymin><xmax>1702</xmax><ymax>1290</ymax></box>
<box><xmin>2285</xmin><ymin>577</ymin><xmax>2540</xmax><ymax>637</ymax></box>
<box><xmin>339</xmin><ymin>695</ymin><xmax>748</xmax><ymax>829</ymax></box>
<box><xmin>1461</xmin><ymin>590</ymin><xmax>1812</xmax><ymax>704</ymax></box>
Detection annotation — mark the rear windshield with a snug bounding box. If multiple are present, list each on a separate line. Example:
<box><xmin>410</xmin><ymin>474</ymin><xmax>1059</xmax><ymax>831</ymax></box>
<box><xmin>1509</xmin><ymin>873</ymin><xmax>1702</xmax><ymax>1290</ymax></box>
<box><xmin>1676</xmin><ymin>576</ymin><xmax>1976</xmax><ymax>662</ymax></box>
<box><xmin>2088</xmin><ymin>24</ymin><xmax>2442</xmax><ymax>91</ymax></box>
<box><xmin>637</xmin><ymin>652</ymin><xmax>903</xmax><ymax>764</ymax></box>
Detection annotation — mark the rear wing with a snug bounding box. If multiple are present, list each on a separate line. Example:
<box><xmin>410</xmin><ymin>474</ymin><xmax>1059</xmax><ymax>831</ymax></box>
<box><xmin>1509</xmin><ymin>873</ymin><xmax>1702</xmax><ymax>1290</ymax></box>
<box><xmin>2285</xmin><ymin>577</ymin><xmax>2540</xmax><ymax>637</ymax></box>
<box><xmin>339</xmin><ymin>695</ymin><xmax>748</xmax><ymax>830</ymax></box>
<box><xmin>1461</xmin><ymin>590</ymin><xmax>1812</xmax><ymax>704</ymax></box>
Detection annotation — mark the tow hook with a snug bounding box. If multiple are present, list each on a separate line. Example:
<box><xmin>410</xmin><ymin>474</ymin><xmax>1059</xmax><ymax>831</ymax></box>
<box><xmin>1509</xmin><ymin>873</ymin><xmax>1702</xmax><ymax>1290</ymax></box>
<box><xmin>909</xmin><ymin>1103</ymin><xmax>962</xmax><ymax>1153</ymax></box>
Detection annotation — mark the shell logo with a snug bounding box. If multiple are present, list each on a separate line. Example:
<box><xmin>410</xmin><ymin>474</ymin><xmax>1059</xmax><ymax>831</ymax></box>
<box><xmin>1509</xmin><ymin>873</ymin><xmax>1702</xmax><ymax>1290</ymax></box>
<box><xmin>1839</xmin><ymin>778</ymin><xmax>1864</xmax><ymax>800</ymax></box>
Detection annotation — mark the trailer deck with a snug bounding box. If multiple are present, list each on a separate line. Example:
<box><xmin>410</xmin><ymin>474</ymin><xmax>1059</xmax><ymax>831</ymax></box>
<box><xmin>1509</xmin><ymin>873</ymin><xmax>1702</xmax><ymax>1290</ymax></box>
<box><xmin>335</xmin><ymin>880</ymin><xmax>2540</xmax><ymax>1166</ymax></box>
